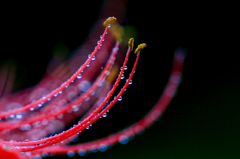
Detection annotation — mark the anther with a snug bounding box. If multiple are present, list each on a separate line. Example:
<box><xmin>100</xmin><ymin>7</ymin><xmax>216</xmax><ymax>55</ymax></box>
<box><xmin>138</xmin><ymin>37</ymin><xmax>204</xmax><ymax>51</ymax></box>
<box><xmin>134</xmin><ymin>43</ymin><xmax>147</xmax><ymax>55</ymax></box>
<box><xmin>128</xmin><ymin>38</ymin><xmax>134</xmax><ymax>51</ymax></box>
<box><xmin>103</xmin><ymin>17</ymin><xmax>117</xmax><ymax>27</ymax></box>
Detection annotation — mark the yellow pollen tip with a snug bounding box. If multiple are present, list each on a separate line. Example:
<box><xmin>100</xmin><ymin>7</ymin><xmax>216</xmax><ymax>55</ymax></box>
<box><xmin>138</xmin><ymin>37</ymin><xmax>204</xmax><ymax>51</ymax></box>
<box><xmin>103</xmin><ymin>17</ymin><xmax>117</xmax><ymax>26</ymax></box>
<box><xmin>134</xmin><ymin>43</ymin><xmax>147</xmax><ymax>55</ymax></box>
<box><xmin>128</xmin><ymin>38</ymin><xmax>134</xmax><ymax>51</ymax></box>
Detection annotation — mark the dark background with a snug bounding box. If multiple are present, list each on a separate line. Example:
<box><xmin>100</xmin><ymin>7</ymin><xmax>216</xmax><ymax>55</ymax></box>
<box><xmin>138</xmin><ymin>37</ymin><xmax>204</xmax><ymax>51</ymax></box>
<box><xmin>0</xmin><ymin>1</ymin><xmax>239</xmax><ymax>158</ymax></box>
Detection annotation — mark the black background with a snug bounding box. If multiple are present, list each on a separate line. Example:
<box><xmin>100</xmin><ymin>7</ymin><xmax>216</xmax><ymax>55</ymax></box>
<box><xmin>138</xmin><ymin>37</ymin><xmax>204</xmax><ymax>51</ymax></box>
<box><xmin>0</xmin><ymin>1</ymin><xmax>239</xmax><ymax>158</ymax></box>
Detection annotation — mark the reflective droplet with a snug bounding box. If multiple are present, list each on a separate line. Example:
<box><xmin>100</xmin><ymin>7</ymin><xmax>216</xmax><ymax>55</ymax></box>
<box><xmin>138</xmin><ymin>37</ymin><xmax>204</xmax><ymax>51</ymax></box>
<box><xmin>73</xmin><ymin>106</ymin><xmax>79</xmax><ymax>112</ymax></box>
<box><xmin>67</xmin><ymin>151</ymin><xmax>75</xmax><ymax>157</ymax></box>
<box><xmin>124</xmin><ymin>66</ymin><xmax>128</xmax><ymax>70</ymax></box>
<box><xmin>118</xmin><ymin>96</ymin><xmax>122</xmax><ymax>101</ymax></box>
<box><xmin>88</xmin><ymin>54</ymin><xmax>91</xmax><ymax>59</ymax></box>
<box><xmin>16</xmin><ymin>114</ymin><xmax>23</xmax><ymax>119</ymax></box>
<box><xmin>98</xmin><ymin>144</ymin><xmax>108</xmax><ymax>152</ymax></box>
<box><xmin>119</xmin><ymin>135</ymin><xmax>129</xmax><ymax>144</ymax></box>
<box><xmin>57</xmin><ymin>114</ymin><xmax>64</xmax><ymax>119</ymax></box>
<box><xmin>92</xmin><ymin>56</ymin><xmax>96</xmax><ymax>61</ymax></box>
<box><xmin>102</xmin><ymin>113</ymin><xmax>107</xmax><ymax>118</ymax></box>
<box><xmin>78</xmin><ymin>149</ymin><xmax>86</xmax><ymax>156</ymax></box>
<box><xmin>121</xmin><ymin>74</ymin><xmax>124</xmax><ymax>79</ymax></box>
<box><xmin>128</xmin><ymin>79</ymin><xmax>132</xmax><ymax>85</ymax></box>
<box><xmin>21</xmin><ymin>124</ymin><xmax>31</xmax><ymax>131</ymax></box>
<box><xmin>77</xmin><ymin>74</ymin><xmax>82</xmax><ymax>79</ymax></box>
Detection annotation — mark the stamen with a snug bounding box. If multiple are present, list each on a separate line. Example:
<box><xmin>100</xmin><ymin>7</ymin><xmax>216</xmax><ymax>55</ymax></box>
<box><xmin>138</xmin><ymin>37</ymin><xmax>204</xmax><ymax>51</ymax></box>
<box><xmin>103</xmin><ymin>17</ymin><xmax>117</xmax><ymax>26</ymax></box>
<box><xmin>128</xmin><ymin>38</ymin><xmax>134</xmax><ymax>51</ymax></box>
<box><xmin>134</xmin><ymin>43</ymin><xmax>147</xmax><ymax>55</ymax></box>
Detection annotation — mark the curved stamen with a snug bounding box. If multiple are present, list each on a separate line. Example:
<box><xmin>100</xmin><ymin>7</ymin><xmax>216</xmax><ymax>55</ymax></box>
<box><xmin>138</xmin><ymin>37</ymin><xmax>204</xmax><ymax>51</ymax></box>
<box><xmin>3</xmin><ymin>39</ymin><xmax>139</xmax><ymax>152</ymax></box>
<box><xmin>34</xmin><ymin>48</ymin><xmax>185</xmax><ymax>155</ymax></box>
<box><xmin>0</xmin><ymin>19</ymin><xmax>112</xmax><ymax>119</ymax></box>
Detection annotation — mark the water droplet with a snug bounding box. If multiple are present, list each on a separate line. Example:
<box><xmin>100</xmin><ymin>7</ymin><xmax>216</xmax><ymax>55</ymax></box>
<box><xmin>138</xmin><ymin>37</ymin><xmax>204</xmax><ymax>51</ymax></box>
<box><xmin>33</xmin><ymin>121</ymin><xmax>41</xmax><ymax>128</ymax></box>
<box><xmin>86</xmin><ymin>126</ymin><xmax>89</xmax><ymax>129</ymax></box>
<box><xmin>91</xmin><ymin>91</ymin><xmax>95</xmax><ymax>96</ymax></box>
<box><xmin>128</xmin><ymin>79</ymin><xmax>132</xmax><ymax>85</ymax></box>
<box><xmin>54</xmin><ymin>93</ymin><xmax>58</xmax><ymax>97</ymax></box>
<box><xmin>86</xmin><ymin>63</ymin><xmax>90</xmax><ymax>67</ymax></box>
<box><xmin>119</xmin><ymin>135</ymin><xmax>129</xmax><ymax>144</ymax></box>
<box><xmin>92</xmin><ymin>56</ymin><xmax>96</xmax><ymax>61</ymax></box>
<box><xmin>121</xmin><ymin>74</ymin><xmax>124</xmax><ymax>79</ymax></box>
<box><xmin>85</xmin><ymin>97</ymin><xmax>90</xmax><ymax>102</ymax></box>
<box><xmin>124</xmin><ymin>66</ymin><xmax>128</xmax><ymax>70</ymax></box>
<box><xmin>21</xmin><ymin>124</ymin><xmax>31</xmax><ymax>131</ymax></box>
<box><xmin>118</xmin><ymin>96</ymin><xmax>122</xmax><ymax>101</ymax></box>
<box><xmin>16</xmin><ymin>114</ymin><xmax>23</xmax><ymax>119</ymax></box>
<box><xmin>100</xmin><ymin>35</ymin><xmax>102</xmax><ymax>39</ymax></box>
<box><xmin>33</xmin><ymin>155</ymin><xmax>42</xmax><ymax>159</ymax></box>
<box><xmin>42</xmin><ymin>119</ymin><xmax>49</xmax><ymax>125</ymax></box>
<box><xmin>57</xmin><ymin>114</ymin><xmax>64</xmax><ymax>119</ymax></box>
<box><xmin>67</xmin><ymin>151</ymin><xmax>75</xmax><ymax>157</ymax></box>
<box><xmin>38</xmin><ymin>103</ymin><xmax>42</xmax><ymax>107</ymax></box>
<box><xmin>102</xmin><ymin>113</ymin><xmax>107</xmax><ymax>118</ymax></box>
<box><xmin>59</xmin><ymin>90</ymin><xmax>62</xmax><ymax>94</ymax></box>
<box><xmin>91</xmin><ymin>145</ymin><xmax>98</xmax><ymax>152</ymax></box>
<box><xmin>78</xmin><ymin>149</ymin><xmax>86</xmax><ymax>156</ymax></box>
<box><xmin>73</xmin><ymin>106</ymin><xmax>79</xmax><ymax>112</ymax></box>
<box><xmin>77</xmin><ymin>74</ymin><xmax>82</xmax><ymax>79</ymax></box>
<box><xmin>88</xmin><ymin>54</ymin><xmax>91</xmax><ymax>59</ymax></box>
<box><xmin>98</xmin><ymin>144</ymin><xmax>108</xmax><ymax>152</ymax></box>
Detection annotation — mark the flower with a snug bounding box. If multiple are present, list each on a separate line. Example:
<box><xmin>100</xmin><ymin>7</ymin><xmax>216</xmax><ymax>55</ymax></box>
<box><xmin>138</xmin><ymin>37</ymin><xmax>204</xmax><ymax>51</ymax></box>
<box><xmin>0</xmin><ymin>3</ymin><xmax>185</xmax><ymax>159</ymax></box>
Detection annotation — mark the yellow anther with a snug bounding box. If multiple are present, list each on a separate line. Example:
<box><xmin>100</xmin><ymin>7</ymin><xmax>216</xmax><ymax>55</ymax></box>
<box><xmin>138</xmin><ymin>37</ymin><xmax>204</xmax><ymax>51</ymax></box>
<box><xmin>134</xmin><ymin>43</ymin><xmax>147</xmax><ymax>55</ymax></box>
<box><xmin>103</xmin><ymin>17</ymin><xmax>117</xmax><ymax>26</ymax></box>
<box><xmin>128</xmin><ymin>38</ymin><xmax>134</xmax><ymax>51</ymax></box>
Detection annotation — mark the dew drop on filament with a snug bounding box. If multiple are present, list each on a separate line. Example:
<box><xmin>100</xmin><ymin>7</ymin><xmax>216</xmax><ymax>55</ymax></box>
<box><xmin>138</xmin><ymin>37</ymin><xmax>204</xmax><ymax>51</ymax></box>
<box><xmin>77</xmin><ymin>74</ymin><xmax>82</xmax><ymax>79</ymax></box>
<box><xmin>129</xmin><ymin>79</ymin><xmax>132</xmax><ymax>85</ymax></box>
<box><xmin>102</xmin><ymin>113</ymin><xmax>107</xmax><ymax>118</ymax></box>
<box><xmin>121</xmin><ymin>74</ymin><xmax>124</xmax><ymax>79</ymax></box>
<box><xmin>118</xmin><ymin>96</ymin><xmax>122</xmax><ymax>101</ymax></box>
